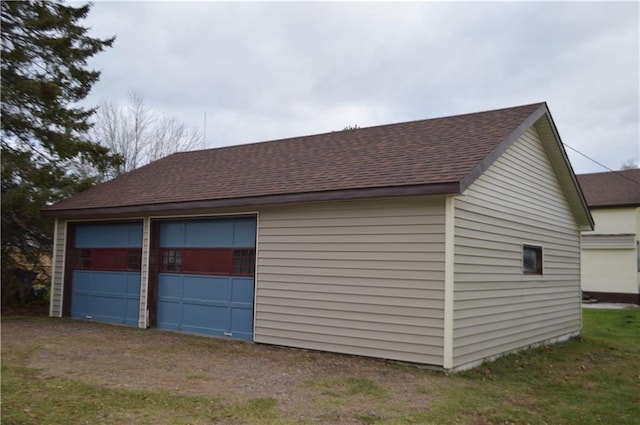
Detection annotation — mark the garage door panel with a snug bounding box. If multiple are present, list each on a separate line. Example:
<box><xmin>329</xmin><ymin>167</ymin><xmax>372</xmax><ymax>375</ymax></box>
<box><xmin>231</xmin><ymin>277</ymin><xmax>254</xmax><ymax>304</ymax></box>
<box><xmin>124</xmin><ymin>299</ymin><xmax>139</xmax><ymax>325</ymax></box>
<box><xmin>76</xmin><ymin>223</ymin><xmax>142</xmax><ymax>248</ymax></box>
<box><xmin>157</xmin><ymin>299</ymin><xmax>181</xmax><ymax>329</ymax></box>
<box><xmin>158</xmin><ymin>273</ymin><xmax>245</xmax><ymax>337</ymax></box>
<box><xmin>156</xmin><ymin>217</ymin><xmax>255</xmax><ymax>340</ymax></box>
<box><xmin>231</xmin><ymin>306</ymin><xmax>253</xmax><ymax>335</ymax></box>
<box><xmin>90</xmin><ymin>296</ymin><xmax>125</xmax><ymax>321</ymax></box>
<box><xmin>72</xmin><ymin>270</ymin><xmax>140</xmax><ymax>325</ymax></box>
<box><xmin>160</xmin><ymin>222</ymin><xmax>186</xmax><ymax>247</ymax></box>
<box><xmin>182</xmin><ymin>275</ymin><xmax>231</xmax><ymax>301</ymax></box>
<box><xmin>182</xmin><ymin>304</ymin><xmax>230</xmax><ymax>333</ymax></box>
<box><xmin>89</xmin><ymin>249</ymin><xmax>130</xmax><ymax>271</ymax></box>
<box><xmin>158</xmin><ymin>274</ymin><xmax>183</xmax><ymax>298</ymax></box>
<box><xmin>71</xmin><ymin>293</ymin><xmax>92</xmax><ymax>317</ymax></box>
<box><xmin>233</xmin><ymin>220</ymin><xmax>257</xmax><ymax>247</ymax></box>
<box><xmin>90</xmin><ymin>271</ymin><xmax>129</xmax><ymax>294</ymax></box>
<box><xmin>160</xmin><ymin>218</ymin><xmax>257</xmax><ymax>249</ymax></box>
<box><xmin>185</xmin><ymin>221</ymin><xmax>234</xmax><ymax>247</ymax></box>
<box><xmin>183</xmin><ymin>250</ymin><xmax>232</xmax><ymax>274</ymax></box>
<box><xmin>70</xmin><ymin>222</ymin><xmax>142</xmax><ymax>326</ymax></box>
<box><xmin>126</xmin><ymin>273</ymin><xmax>141</xmax><ymax>295</ymax></box>
<box><xmin>73</xmin><ymin>270</ymin><xmax>93</xmax><ymax>292</ymax></box>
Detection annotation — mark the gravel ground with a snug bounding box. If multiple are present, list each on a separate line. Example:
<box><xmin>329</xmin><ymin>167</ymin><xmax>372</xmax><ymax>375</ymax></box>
<box><xmin>2</xmin><ymin>317</ymin><xmax>436</xmax><ymax>422</ymax></box>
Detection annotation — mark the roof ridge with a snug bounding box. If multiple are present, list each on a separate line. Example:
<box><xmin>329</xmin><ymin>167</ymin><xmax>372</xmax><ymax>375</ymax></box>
<box><xmin>170</xmin><ymin>102</ymin><xmax>547</xmax><ymax>157</ymax></box>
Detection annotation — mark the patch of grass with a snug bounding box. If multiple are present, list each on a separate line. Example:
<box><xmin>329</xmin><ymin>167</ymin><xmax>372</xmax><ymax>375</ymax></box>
<box><xmin>305</xmin><ymin>377</ymin><xmax>389</xmax><ymax>399</ymax></box>
<box><xmin>411</xmin><ymin>309</ymin><xmax>640</xmax><ymax>425</ymax></box>
<box><xmin>300</xmin><ymin>310</ymin><xmax>640</xmax><ymax>425</ymax></box>
<box><xmin>304</xmin><ymin>376</ymin><xmax>396</xmax><ymax>422</ymax></box>
<box><xmin>355</xmin><ymin>411</ymin><xmax>385</xmax><ymax>424</ymax></box>
<box><xmin>345</xmin><ymin>377</ymin><xmax>389</xmax><ymax>398</ymax></box>
<box><xmin>176</xmin><ymin>332</ymin><xmax>251</xmax><ymax>355</ymax></box>
<box><xmin>186</xmin><ymin>374</ymin><xmax>212</xmax><ymax>381</ymax></box>
<box><xmin>227</xmin><ymin>397</ymin><xmax>284</xmax><ymax>424</ymax></box>
<box><xmin>312</xmin><ymin>394</ymin><xmax>346</xmax><ymax>411</ymax></box>
<box><xmin>2</xmin><ymin>309</ymin><xmax>639</xmax><ymax>424</ymax></box>
<box><xmin>0</xmin><ymin>343</ymin><xmax>296</xmax><ymax>425</ymax></box>
<box><xmin>583</xmin><ymin>308</ymin><xmax>640</xmax><ymax>350</ymax></box>
<box><xmin>1</xmin><ymin>362</ymin><xmax>303</xmax><ymax>425</ymax></box>
<box><xmin>1</xmin><ymin>364</ymin><xmax>225</xmax><ymax>425</ymax></box>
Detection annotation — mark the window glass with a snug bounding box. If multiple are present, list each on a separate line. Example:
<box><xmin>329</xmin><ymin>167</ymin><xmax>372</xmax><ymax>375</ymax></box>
<box><xmin>233</xmin><ymin>249</ymin><xmax>255</xmax><ymax>275</ymax></box>
<box><xmin>77</xmin><ymin>249</ymin><xmax>92</xmax><ymax>269</ymax></box>
<box><xmin>523</xmin><ymin>245</ymin><xmax>542</xmax><ymax>275</ymax></box>
<box><xmin>128</xmin><ymin>248</ymin><xmax>142</xmax><ymax>271</ymax></box>
<box><xmin>161</xmin><ymin>249</ymin><xmax>183</xmax><ymax>272</ymax></box>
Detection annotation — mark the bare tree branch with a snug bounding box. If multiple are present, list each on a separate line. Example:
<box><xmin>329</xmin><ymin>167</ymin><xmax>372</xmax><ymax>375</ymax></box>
<box><xmin>88</xmin><ymin>91</ymin><xmax>204</xmax><ymax>179</ymax></box>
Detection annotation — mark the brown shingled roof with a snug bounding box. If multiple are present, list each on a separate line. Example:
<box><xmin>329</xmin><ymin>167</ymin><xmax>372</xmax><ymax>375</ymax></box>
<box><xmin>577</xmin><ymin>169</ymin><xmax>640</xmax><ymax>208</ymax></box>
<box><xmin>46</xmin><ymin>103</ymin><xmax>549</xmax><ymax>215</ymax></box>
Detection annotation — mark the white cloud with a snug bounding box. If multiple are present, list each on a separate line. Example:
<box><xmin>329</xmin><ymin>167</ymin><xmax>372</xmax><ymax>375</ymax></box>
<box><xmin>81</xmin><ymin>1</ymin><xmax>639</xmax><ymax>173</ymax></box>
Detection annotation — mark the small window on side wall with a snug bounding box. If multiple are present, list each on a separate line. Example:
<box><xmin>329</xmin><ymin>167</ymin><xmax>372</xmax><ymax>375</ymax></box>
<box><xmin>523</xmin><ymin>245</ymin><xmax>543</xmax><ymax>275</ymax></box>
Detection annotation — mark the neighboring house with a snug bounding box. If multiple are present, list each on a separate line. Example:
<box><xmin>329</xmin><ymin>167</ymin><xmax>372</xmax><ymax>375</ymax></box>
<box><xmin>44</xmin><ymin>102</ymin><xmax>593</xmax><ymax>371</ymax></box>
<box><xmin>577</xmin><ymin>169</ymin><xmax>640</xmax><ymax>304</ymax></box>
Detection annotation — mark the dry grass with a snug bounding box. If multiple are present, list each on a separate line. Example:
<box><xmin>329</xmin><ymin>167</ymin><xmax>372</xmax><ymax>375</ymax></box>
<box><xmin>2</xmin><ymin>308</ymin><xmax>639</xmax><ymax>424</ymax></box>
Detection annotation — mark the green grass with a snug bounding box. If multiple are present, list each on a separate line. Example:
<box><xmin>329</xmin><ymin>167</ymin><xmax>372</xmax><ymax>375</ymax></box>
<box><xmin>2</xmin><ymin>309</ymin><xmax>639</xmax><ymax>424</ymax></box>
<box><xmin>305</xmin><ymin>376</ymin><xmax>390</xmax><ymax>399</ymax></box>
<box><xmin>1</xmin><ymin>362</ymin><xmax>297</xmax><ymax>425</ymax></box>
<box><xmin>1</xmin><ymin>363</ymin><xmax>222</xmax><ymax>425</ymax></box>
<box><xmin>416</xmin><ymin>308</ymin><xmax>640</xmax><ymax>425</ymax></box>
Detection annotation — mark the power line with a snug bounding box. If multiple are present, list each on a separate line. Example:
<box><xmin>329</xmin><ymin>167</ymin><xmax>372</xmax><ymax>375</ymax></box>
<box><xmin>563</xmin><ymin>142</ymin><xmax>640</xmax><ymax>187</ymax></box>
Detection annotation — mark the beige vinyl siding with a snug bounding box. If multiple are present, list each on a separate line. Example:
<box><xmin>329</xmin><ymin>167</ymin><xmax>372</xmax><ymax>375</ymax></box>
<box><xmin>255</xmin><ymin>196</ymin><xmax>446</xmax><ymax>365</ymax></box>
<box><xmin>452</xmin><ymin>127</ymin><xmax>581</xmax><ymax>368</ymax></box>
<box><xmin>49</xmin><ymin>218</ymin><xmax>67</xmax><ymax>317</ymax></box>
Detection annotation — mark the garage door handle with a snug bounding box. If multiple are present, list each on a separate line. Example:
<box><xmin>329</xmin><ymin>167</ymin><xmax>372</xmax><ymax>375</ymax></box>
<box><xmin>224</xmin><ymin>332</ymin><xmax>232</xmax><ymax>337</ymax></box>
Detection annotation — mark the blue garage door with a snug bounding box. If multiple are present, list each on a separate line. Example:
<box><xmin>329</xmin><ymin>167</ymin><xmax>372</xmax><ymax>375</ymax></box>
<box><xmin>71</xmin><ymin>222</ymin><xmax>143</xmax><ymax>325</ymax></box>
<box><xmin>157</xmin><ymin>217</ymin><xmax>256</xmax><ymax>340</ymax></box>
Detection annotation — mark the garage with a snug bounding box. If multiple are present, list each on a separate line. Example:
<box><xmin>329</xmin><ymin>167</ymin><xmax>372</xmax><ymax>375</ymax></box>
<box><xmin>155</xmin><ymin>217</ymin><xmax>256</xmax><ymax>340</ymax></box>
<box><xmin>69</xmin><ymin>222</ymin><xmax>143</xmax><ymax>326</ymax></box>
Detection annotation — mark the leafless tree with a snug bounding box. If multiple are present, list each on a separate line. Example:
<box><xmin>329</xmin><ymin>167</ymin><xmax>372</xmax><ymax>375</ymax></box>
<box><xmin>88</xmin><ymin>91</ymin><xmax>203</xmax><ymax>178</ymax></box>
<box><xmin>620</xmin><ymin>158</ymin><xmax>639</xmax><ymax>170</ymax></box>
<box><xmin>147</xmin><ymin>115</ymin><xmax>203</xmax><ymax>163</ymax></box>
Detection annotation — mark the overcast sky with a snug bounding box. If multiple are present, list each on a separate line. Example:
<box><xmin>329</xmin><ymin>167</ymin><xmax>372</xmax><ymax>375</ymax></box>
<box><xmin>79</xmin><ymin>1</ymin><xmax>639</xmax><ymax>174</ymax></box>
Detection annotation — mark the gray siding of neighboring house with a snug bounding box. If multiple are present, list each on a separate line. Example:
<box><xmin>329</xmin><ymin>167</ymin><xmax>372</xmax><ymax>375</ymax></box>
<box><xmin>50</xmin><ymin>218</ymin><xmax>67</xmax><ymax>317</ymax></box>
<box><xmin>452</xmin><ymin>127</ymin><xmax>581</xmax><ymax>368</ymax></box>
<box><xmin>255</xmin><ymin>196</ymin><xmax>447</xmax><ymax>365</ymax></box>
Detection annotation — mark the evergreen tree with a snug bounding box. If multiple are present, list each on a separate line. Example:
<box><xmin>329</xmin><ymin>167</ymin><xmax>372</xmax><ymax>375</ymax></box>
<box><xmin>1</xmin><ymin>1</ymin><xmax>119</xmax><ymax>306</ymax></box>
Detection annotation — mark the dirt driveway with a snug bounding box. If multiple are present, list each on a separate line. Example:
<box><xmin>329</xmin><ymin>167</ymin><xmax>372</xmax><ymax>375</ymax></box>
<box><xmin>2</xmin><ymin>317</ymin><xmax>438</xmax><ymax>423</ymax></box>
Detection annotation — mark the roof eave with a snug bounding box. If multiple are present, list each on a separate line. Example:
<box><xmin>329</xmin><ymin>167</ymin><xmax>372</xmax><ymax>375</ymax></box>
<box><xmin>42</xmin><ymin>182</ymin><xmax>461</xmax><ymax>218</ymax></box>
<box><xmin>459</xmin><ymin>103</ymin><xmax>594</xmax><ymax>231</ymax></box>
<box><xmin>459</xmin><ymin>103</ymin><xmax>549</xmax><ymax>193</ymax></box>
<box><xmin>534</xmin><ymin>108</ymin><xmax>595</xmax><ymax>231</ymax></box>
<box><xmin>588</xmin><ymin>203</ymin><xmax>640</xmax><ymax>209</ymax></box>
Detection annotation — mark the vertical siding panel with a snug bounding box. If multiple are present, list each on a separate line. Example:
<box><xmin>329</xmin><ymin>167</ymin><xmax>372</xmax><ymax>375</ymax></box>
<box><xmin>255</xmin><ymin>196</ymin><xmax>446</xmax><ymax>366</ymax></box>
<box><xmin>49</xmin><ymin>218</ymin><xmax>67</xmax><ymax>317</ymax></box>
<box><xmin>138</xmin><ymin>217</ymin><xmax>151</xmax><ymax>328</ymax></box>
<box><xmin>443</xmin><ymin>196</ymin><xmax>455</xmax><ymax>369</ymax></box>
<box><xmin>453</xmin><ymin>127</ymin><xmax>581</xmax><ymax>368</ymax></box>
